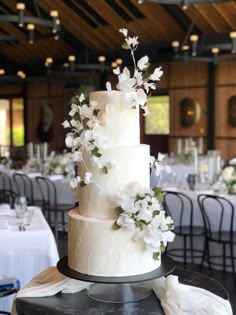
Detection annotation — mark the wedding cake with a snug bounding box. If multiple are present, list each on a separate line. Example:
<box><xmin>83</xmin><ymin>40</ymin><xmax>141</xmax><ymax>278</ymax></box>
<box><xmin>63</xmin><ymin>29</ymin><xmax>174</xmax><ymax>277</ymax></box>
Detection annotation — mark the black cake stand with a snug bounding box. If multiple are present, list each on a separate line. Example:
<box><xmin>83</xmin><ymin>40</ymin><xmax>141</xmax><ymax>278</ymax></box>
<box><xmin>57</xmin><ymin>255</ymin><xmax>175</xmax><ymax>303</ymax></box>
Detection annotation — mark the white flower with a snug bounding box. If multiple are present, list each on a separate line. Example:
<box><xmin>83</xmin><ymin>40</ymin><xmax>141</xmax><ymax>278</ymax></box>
<box><xmin>72</xmin><ymin>151</ymin><xmax>83</xmax><ymax>162</ymax></box>
<box><xmin>90</xmin><ymin>100</ymin><xmax>98</xmax><ymax>109</ymax></box>
<box><xmin>62</xmin><ymin>120</ymin><xmax>70</xmax><ymax>128</ymax></box>
<box><xmin>150</xmin><ymin>67</ymin><xmax>163</xmax><ymax>81</ymax></box>
<box><xmin>137</xmin><ymin>56</ymin><xmax>149</xmax><ymax>70</ymax></box>
<box><xmin>87</xmin><ymin>116</ymin><xmax>99</xmax><ymax>129</ymax></box>
<box><xmin>229</xmin><ymin>158</ymin><xmax>236</xmax><ymax>165</ymax></box>
<box><xmin>136</xmin><ymin>88</ymin><xmax>147</xmax><ymax>106</ymax></box>
<box><xmin>70</xmin><ymin>176</ymin><xmax>81</xmax><ymax>190</ymax></box>
<box><xmin>79</xmin><ymin>104</ymin><xmax>93</xmax><ymax>119</ymax></box>
<box><xmin>158</xmin><ymin>153</ymin><xmax>165</xmax><ymax>161</ymax></box>
<box><xmin>84</xmin><ymin>172</ymin><xmax>93</xmax><ymax>184</ymax></box>
<box><xmin>69</xmin><ymin>104</ymin><xmax>78</xmax><ymax>116</ymax></box>
<box><xmin>79</xmin><ymin>93</ymin><xmax>85</xmax><ymax>102</ymax></box>
<box><xmin>117</xmin><ymin>213</ymin><xmax>136</xmax><ymax>231</ymax></box>
<box><xmin>136</xmin><ymin>209</ymin><xmax>152</xmax><ymax>223</ymax></box>
<box><xmin>113</xmin><ymin>67</ymin><xmax>120</xmax><ymax>75</ymax></box>
<box><xmin>221</xmin><ymin>166</ymin><xmax>234</xmax><ymax>182</ymax></box>
<box><xmin>106</xmin><ymin>81</ymin><xmax>112</xmax><ymax>93</ymax></box>
<box><xmin>119</xmin><ymin>28</ymin><xmax>128</xmax><ymax>37</ymax></box>
<box><xmin>65</xmin><ymin>133</ymin><xmax>74</xmax><ymax>148</ymax></box>
<box><xmin>126</xmin><ymin>36</ymin><xmax>139</xmax><ymax>47</ymax></box>
<box><xmin>149</xmin><ymin>156</ymin><xmax>155</xmax><ymax>165</ymax></box>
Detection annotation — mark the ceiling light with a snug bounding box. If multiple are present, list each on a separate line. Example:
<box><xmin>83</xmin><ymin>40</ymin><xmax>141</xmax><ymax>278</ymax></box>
<box><xmin>98</xmin><ymin>56</ymin><xmax>106</xmax><ymax>63</ymax></box>
<box><xmin>0</xmin><ymin>69</ymin><xmax>5</xmax><ymax>75</ymax></box>
<box><xmin>116</xmin><ymin>58</ymin><xmax>123</xmax><ymax>65</ymax></box>
<box><xmin>111</xmin><ymin>62</ymin><xmax>118</xmax><ymax>68</ymax></box>
<box><xmin>0</xmin><ymin>4</ymin><xmax>61</xmax><ymax>43</ymax></box>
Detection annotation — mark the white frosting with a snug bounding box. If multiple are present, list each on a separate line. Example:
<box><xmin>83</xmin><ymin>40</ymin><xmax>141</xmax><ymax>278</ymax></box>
<box><xmin>90</xmin><ymin>91</ymin><xmax>140</xmax><ymax>146</ymax></box>
<box><xmin>68</xmin><ymin>209</ymin><xmax>161</xmax><ymax>277</ymax></box>
<box><xmin>78</xmin><ymin>145</ymin><xmax>150</xmax><ymax>219</ymax></box>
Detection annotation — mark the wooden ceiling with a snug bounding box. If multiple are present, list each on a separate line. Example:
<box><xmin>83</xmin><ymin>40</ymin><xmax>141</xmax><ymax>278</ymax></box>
<box><xmin>0</xmin><ymin>0</ymin><xmax>236</xmax><ymax>74</ymax></box>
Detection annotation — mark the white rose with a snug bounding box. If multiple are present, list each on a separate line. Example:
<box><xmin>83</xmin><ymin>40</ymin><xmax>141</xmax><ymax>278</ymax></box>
<box><xmin>221</xmin><ymin>166</ymin><xmax>234</xmax><ymax>182</ymax></box>
<box><xmin>117</xmin><ymin>213</ymin><xmax>136</xmax><ymax>231</ymax></box>
<box><xmin>65</xmin><ymin>133</ymin><xmax>74</xmax><ymax>148</ymax></box>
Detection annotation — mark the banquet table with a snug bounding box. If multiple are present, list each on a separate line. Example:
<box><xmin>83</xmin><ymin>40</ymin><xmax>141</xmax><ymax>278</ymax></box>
<box><xmin>0</xmin><ymin>170</ymin><xmax>76</xmax><ymax>205</ymax></box>
<box><xmin>0</xmin><ymin>204</ymin><xmax>59</xmax><ymax>312</ymax></box>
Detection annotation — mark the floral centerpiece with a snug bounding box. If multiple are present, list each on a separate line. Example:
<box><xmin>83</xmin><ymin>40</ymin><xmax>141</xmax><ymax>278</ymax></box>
<box><xmin>43</xmin><ymin>151</ymin><xmax>74</xmax><ymax>177</ymax></box>
<box><xmin>221</xmin><ymin>158</ymin><xmax>236</xmax><ymax>194</ymax></box>
<box><xmin>62</xmin><ymin>28</ymin><xmax>175</xmax><ymax>260</ymax></box>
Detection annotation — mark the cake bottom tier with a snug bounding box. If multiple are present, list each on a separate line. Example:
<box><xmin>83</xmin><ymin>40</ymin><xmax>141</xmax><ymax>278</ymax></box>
<box><xmin>68</xmin><ymin>209</ymin><xmax>161</xmax><ymax>277</ymax></box>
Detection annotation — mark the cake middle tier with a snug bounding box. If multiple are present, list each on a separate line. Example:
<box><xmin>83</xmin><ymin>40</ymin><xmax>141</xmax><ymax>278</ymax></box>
<box><xmin>77</xmin><ymin>144</ymin><xmax>150</xmax><ymax>219</ymax></box>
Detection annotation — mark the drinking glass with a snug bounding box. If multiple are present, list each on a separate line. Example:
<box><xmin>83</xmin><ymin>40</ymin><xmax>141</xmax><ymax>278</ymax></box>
<box><xmin>15</xmin><ymin>196</ymin><xmax>27</xmax><ymax>227</ymax></box>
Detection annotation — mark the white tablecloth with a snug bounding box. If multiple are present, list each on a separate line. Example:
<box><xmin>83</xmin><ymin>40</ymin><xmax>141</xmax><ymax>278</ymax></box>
<box><xmin>0</xmin><ymin>205</ymin><xmax>59</xmax><ymax>312</ymax></box>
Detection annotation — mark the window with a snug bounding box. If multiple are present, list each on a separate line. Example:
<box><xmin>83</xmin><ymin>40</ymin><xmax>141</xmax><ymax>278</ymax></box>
<box><xmin>145</xmin><ymin>95</ymin><xmax>170</xmax><ymax>135</ymax></box>
<box><xmin>0</xmin><ymin>97</ymin><xmax>24</xmax><ymax>157</ymax></box>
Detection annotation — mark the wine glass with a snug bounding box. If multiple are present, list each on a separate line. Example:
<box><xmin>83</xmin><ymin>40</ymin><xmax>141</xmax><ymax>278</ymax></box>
<box><xmin>15</xmin><ymin>196</ymin><xmax>27</xmax><ymax>228</ymax></box>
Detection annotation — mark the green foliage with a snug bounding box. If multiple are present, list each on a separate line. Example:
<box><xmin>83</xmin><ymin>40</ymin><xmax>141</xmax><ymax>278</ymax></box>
<box><xmin>13</xmin><ymin>127</ymin><xmax>24</xmax><ymax>145</ymax></box>
<box><xmin>145</xmin><ymin>95</ymin><xmax>170</xmax><ymax>135</ymax></box>
<box><xmin>153</xmin><ymin>252</ymin><xmax>160</xmax><ymax>260</ymax></box>
<box><xmin>112</xmin><ymin>221</ymin><xmax>121</xmax><ymax>230</ymax></box>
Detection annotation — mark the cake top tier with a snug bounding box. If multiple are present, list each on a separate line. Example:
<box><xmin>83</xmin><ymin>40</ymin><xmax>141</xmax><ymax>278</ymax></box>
<box><xmin>89</xmin><ymin>90</ymin><xmax>140</xmax><ymax>146</ymax></box>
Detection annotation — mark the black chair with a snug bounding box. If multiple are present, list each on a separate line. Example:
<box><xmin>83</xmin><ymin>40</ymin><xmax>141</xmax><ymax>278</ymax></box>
<box><xmin>0</xmin><ymin>189</ymin><xmax>18</xmax><ymax>208</ymax></box>
<box><xmin>13</xmin><ymin>173</ymin><xmax>42</xmax><ymax>207</ymax></box>
<box><xmin>162</xmin><ymin>190</ymin><xmax>206</xmax><ymax>267</ymax></box>
<box><xmin>0</xmin><ymin>172</ymin><xmax>12</xmax><ymax>191</ymax></box>
<box><xmin>35</xmin><ymin>176</ymin><xmax>75</xmax><ymax>242</ymax></box>
<box><xmin>197</xmin><ymin>194</ymin><xmax>236</xmax><ymax>273</ymax></box>
<box><xmin>0</xmin><ymin>278</ymin><xmax>20</xmax><ymax>315</ymax></box>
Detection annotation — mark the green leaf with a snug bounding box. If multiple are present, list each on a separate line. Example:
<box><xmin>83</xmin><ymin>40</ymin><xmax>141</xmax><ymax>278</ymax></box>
<box><xmin>152</xmin><ymin>187</ymin><xmax>164</xmax><ymax>202</ymax></box>
<box><xmin>91</xmin><ymin>147</ymin><xmax>102</xmax><ymax>158</ymax></box>
<box><xmin>73</xmin><ymin>112</ymin><xmax>81</xmax><ymax>122</ymax></box>
<box><xmin>80</xmin><ymin>181</ymin><xmax>86</xmax><ymax>187</ymax></box>
<box><xmin>135</xmin><ymin>220</ymin><xmax>143</xmax><ymax>230</ymax></box>
<box><xmin>112</xmin><ymin>221</ymin><xmax>121</xmax><ymax>231</ymax></box>
<box><xmin>114</xmin><ymin>206</ymin><xmax>123</xmax><ymax>216</ymax></box>
<box><xmin>95</xmin><ymin>152</ymin><xmax>102</xmax><ymax>158</ymax></box>
<box><xmin>82</xmin><ymin>118</ymin><xmax>89</xmax><ymax>129</ymax></box>
<box><xmin>135</xmin><ymin>194</ymin><xmax>144</xmax><ymax>202</ymax></box>
<box><xmin>160</xmin><ymin>241</ymin><xmax>165</xmax><ymax>253</ymax></box>
<box><xmin>152</xmin><ymin>210</ymin><xmax>160</xmax><ymax>217</ymax></box>
<box><xmin>93</xmin><ymin>109</ymin><xmax>100</xmax><ymax>116</ymax></box>
<box><xmin>102</xmin><ymin>166</ymin><xmax>108</xmax><ymax>174</ymax></box>
<box><xmin>153</xmin><ymin>252</ymin><xmax>160</xmax><ymax>260</ymax></box>
<box><xmin>122</xmin><ymin>42</ymin><xmax>130</xmax><ymax>50</ymax></box>
<box><xmin>168</xmin><ymin>223</ymin><xmax>174</xmax><ymax>230</ymax></box>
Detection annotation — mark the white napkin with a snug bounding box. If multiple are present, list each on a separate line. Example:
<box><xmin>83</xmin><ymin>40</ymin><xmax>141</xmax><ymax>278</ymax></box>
<box><xmin>150</xmin><ymin>275</ymin><xmax>233</xmax><ymax>315</ymax></box>
<box><xmin>11</xmin><ymin>267</ymin><xmax>233</xmax><ymax>315</ymax></box>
